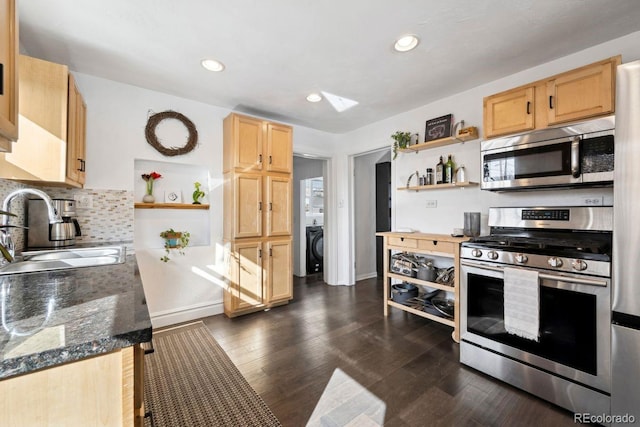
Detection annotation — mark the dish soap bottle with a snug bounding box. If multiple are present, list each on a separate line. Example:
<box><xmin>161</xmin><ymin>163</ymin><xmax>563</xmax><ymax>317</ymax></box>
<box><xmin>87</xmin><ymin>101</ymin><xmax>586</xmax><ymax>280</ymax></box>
<box><xmin>436</xmin><ymin>156</ymin><xmax>444</xmax><ymax>184</ymax></box>
<box><xmin>445</xmin><ymin>154</ymin><xmax>455</xmax><ymax>183</ymax></box>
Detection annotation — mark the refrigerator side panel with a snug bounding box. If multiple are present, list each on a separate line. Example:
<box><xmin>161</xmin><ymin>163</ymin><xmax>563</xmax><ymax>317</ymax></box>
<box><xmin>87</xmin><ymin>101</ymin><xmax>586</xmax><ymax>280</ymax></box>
<box><xmin>611</xmin><ymin>324</ymin><xmax>640</xmax><ymax>423</ymax></box>
<box><xmin>613</xmin><ymin>60</ymin><xmax>640</xmax><ymax>315</ymax></box>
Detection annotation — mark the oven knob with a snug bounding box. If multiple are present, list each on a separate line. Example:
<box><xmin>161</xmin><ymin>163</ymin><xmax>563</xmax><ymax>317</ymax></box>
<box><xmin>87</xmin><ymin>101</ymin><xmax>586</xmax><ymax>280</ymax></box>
<box><xmin>548</xmin><ymin>257</ymin><xmax>563</xmax><ymax>268</ymax></box>
<box><xmin>471</xmin><ymin>249</ymin><xmax>483</xmax><ymax>258</ymax></box>
<box><xmin>487</xmin><ymin>251</ymin><xmax>499</xmax><ymax>260</ymax></box>
<box><xmin>572</xmin><ymin>259</ymin><xmax>588</xmax><ymax>271</ymax></box>
<box><xmin>515</xmin><ymin>253</ymin><xmax>528</xmax><ymax>264</ymax></box>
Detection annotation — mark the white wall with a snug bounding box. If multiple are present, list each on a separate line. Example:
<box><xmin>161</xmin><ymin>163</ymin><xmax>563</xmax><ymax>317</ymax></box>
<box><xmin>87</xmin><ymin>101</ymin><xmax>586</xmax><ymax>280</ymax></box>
<box><xmin>334</xmin><ymin>31</ymin><xmax>640</xmax><ymax>286</ymax></box>
<box><xmin>74</xmin><ymin>73</ymin><xmax>339</xmax><ymax>326</ymax></box>
<box><xmin>73</xmin><ymin>30</ymin><xmax>640</xmax><ymax>298</ymax></box>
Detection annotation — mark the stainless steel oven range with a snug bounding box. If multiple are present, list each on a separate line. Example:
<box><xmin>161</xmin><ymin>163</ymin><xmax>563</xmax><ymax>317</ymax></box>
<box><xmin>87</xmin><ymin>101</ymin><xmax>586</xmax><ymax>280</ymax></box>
<box><xmin>460</xmin><ymin>206</ymin><xmax>612</xmax><ymax>416</ymax></box>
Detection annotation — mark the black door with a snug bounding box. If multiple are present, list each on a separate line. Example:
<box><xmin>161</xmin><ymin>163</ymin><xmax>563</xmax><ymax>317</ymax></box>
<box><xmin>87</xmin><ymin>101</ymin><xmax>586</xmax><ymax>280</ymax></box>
<box><xmin>376</xmin><ymin>162</ymin><xmax>391</xmax><ymax>277</ymax></box>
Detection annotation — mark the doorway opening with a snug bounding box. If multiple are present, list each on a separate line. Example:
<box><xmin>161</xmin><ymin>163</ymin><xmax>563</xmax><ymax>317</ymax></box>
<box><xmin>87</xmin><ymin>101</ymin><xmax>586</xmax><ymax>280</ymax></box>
<box><xmin>293</xmin><ymin>155</ymin><xmax>328</xmax><ymax>280</ymax></box>
<box><xmin>352</xmin><ymin>148</ymin><xmax>391</xmax><ymax>282</ymax></box>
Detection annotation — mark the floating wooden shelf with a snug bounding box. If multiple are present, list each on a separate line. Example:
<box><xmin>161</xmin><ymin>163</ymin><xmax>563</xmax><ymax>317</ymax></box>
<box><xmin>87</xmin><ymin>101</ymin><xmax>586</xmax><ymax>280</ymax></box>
<box><xmin>398</xmin><ymin>127</ymin><xmax>479</xmax><ymax>153</ymax></box>
<box><xmin>134</xmin><ymin>203</ymin><xmax>210</xmax><ymax>210</ymax></box>
<box><xmin>398</xmin><ymin>182</ymin><xmax>478</xmax><ymax>191</ymax></box>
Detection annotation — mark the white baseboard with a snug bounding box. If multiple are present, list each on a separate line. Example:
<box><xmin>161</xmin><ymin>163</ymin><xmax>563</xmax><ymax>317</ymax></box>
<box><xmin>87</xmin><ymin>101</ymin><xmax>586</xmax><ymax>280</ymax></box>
<box><xmin>149</xmin><ymin>301</ymin><xmax>224</xmax><ymax>329</ymax></box>
<box><xmin>356</xmin><ymin>272</ymin><xmax>378</xmax><ymax>282</ymax></box>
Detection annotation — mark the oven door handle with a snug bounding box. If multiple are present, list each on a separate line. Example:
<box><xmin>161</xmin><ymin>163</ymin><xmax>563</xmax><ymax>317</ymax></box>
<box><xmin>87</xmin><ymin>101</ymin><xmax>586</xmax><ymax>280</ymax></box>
<box><xmin>462</xmin><ymin>261</ymin><xmax>608</xmax><ymax>287</ymax></box>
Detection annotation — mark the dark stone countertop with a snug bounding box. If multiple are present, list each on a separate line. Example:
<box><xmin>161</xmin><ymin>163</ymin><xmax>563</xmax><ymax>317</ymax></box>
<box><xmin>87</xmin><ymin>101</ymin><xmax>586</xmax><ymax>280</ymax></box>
<box><xmin>0</xmin><ymin>253</ymin><xmax>152</xmax><ymax>380</ymax></box>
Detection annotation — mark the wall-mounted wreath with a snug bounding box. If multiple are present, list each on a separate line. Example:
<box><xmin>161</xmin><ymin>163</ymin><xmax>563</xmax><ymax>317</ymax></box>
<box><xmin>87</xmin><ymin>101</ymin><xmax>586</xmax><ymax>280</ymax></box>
<box><xmin>145</xmin><ymin>110</ymin><xmax>198</xmax><ymax>156</ymax></box>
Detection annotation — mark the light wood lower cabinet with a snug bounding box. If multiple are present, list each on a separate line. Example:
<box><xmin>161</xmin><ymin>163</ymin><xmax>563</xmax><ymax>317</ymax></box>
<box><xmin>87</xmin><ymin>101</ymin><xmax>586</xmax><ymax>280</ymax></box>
<box><xmin>266</xmin><ymin>239</ymin><xmax>293</xmax><ymax>303</ymax></box>
<box><xmin>0</xmin><ymin>344</ymin><xmax>145</xmax><ymax>427</ymax></box>
<box><xmin>224</xmin><ymin>238</ymin><xmax>292</xmax><ymax>317</ymax></box>
<box><xmin>377</xmin><ymin>232</ymin><xmax>468</xmax><ymax>343</ymax></box>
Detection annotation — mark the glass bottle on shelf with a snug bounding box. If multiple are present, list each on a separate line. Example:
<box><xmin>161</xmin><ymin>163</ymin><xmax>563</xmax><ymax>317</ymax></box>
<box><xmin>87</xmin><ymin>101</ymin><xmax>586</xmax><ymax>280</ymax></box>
<box><xmin>436</xmin><ymin>156</ymin><xmax>444</xmax><ymax>184</ymax></box>
<box><xmin>445</xmin><ymin>154</ymin><xmax>455</xmax><ymax>184</ymax></box>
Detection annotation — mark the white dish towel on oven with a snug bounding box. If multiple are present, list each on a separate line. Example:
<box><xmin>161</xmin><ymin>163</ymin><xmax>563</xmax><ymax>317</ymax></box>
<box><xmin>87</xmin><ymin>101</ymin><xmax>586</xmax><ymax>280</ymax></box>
<box><xmin>503</xmin><ymin>267</ymin><xmax>540</xmax><ymax>342</ymax></box>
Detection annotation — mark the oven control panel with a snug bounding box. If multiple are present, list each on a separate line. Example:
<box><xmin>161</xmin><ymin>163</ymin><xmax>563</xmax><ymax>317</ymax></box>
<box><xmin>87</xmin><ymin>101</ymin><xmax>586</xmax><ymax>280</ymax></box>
<box><xmin>460</xmin><ymin>246</ymin><xmax>611</xmax><ymax>277</ymax></box>
<box><xmin>522</xmin><ymin>209</ymin><xmax>570</xmax><ymax>221</ymax></box>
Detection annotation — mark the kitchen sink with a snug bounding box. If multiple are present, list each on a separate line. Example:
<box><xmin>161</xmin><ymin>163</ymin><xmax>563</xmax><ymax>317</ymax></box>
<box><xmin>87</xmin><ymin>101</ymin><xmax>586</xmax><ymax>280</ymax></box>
<box><xmin>0</xmin><ymin>246</ymin><xmax>126</xmax><ymax>275</ymax></box>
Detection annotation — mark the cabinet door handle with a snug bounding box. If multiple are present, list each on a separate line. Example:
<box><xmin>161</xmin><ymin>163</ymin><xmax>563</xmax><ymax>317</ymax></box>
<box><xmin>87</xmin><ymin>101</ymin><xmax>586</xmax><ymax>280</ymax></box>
<box><xmin>77</xmin><ymin>159</ymin><xmax>86</xmax><ymax>172</ymax></box>
<box><xmin>258</xmin><ymin>249</ymin><xmax>262</xmax><ymax>258</ymax></box>
<box><xmin>258</xmin><ymin>154</ymin><xmax>262</xmax><ymax>163</ymax></box>
<box><xmin>269</xmin><ymin>155</ymin><xmax>272</xmax><ymax>164</ymax></box>
<box><xmin>269</xmin><ymin>247</ymin><xmax>273</xmax><ymax>257</ymax></box>
<box><xmin>549</xmin><ymin>95</ymin><xmax>554</xmax><ymax>109</ymax></box>
<box><xmin>526</xmin><ymin>101</ymin><xmax>531</xmax><ymax>115</ymax></box>
<box><xmin>258</xmin><ymin>202</ymin><xmax>262</xmax><ymax>211</ymax></box>
<box><xmin>269</xmin><ymin>202</ymin><xmax>273</xmax><ymax>211</ymax></box>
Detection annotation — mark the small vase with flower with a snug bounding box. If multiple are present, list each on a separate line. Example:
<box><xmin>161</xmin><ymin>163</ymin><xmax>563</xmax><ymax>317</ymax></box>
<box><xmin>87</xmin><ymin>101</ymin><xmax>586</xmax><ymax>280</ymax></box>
<box><xmin>141</xmin><ymin>171</ymin><xmax>162</xmax><ymax>203</ymax></box>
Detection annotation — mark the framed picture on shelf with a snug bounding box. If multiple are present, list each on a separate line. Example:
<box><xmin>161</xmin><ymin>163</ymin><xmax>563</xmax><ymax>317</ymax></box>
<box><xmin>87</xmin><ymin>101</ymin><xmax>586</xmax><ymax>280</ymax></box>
<box><xmin>164</xmin><ymin>189</ymin><xmax>182</xmax><ymax>203</ymax></box>
<box><xmin>425</xmin><ymin>114</ymin><xmax>453</xmax><ymax>142</ymax></box>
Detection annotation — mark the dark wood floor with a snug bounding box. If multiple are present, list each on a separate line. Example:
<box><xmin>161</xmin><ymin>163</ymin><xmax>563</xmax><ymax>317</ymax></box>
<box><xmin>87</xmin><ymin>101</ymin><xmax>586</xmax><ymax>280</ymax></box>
<box><xmin>202</xmin><ymin>275</ymin><xmax>577</xmax><ymax>427</ymax></box>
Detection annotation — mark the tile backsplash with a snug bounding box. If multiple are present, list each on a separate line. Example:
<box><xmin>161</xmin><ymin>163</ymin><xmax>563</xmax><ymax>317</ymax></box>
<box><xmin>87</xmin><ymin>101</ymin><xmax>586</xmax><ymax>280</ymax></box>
<box><xmin>0</xmin><ymin>179</ymin><xmax>134</xmax><ymax>253</ymax></box>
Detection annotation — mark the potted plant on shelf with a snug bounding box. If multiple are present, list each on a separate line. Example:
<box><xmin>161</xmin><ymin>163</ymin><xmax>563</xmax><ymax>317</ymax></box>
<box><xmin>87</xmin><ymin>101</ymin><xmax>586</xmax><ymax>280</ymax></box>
<box><xmin>391</xmin><ymin>131</ymin><xmax>412</xmax><ymax>160</ymax></box>
<box><xmin>159</xmin><ymin>228</ymin><xmax>190</xmax><ymax>262</ymax></box>
<box><xmin>192</xmin><ymin>181</ymin><xmax>205</xmax><ymax>205</ymax></box>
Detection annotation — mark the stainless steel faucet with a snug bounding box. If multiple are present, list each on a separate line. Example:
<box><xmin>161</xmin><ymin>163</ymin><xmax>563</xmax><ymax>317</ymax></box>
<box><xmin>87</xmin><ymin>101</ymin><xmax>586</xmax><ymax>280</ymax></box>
<box><xmin>1</xmin><ymin>189</ymin><xmax>62</xmax><ymax>262</ymax></box>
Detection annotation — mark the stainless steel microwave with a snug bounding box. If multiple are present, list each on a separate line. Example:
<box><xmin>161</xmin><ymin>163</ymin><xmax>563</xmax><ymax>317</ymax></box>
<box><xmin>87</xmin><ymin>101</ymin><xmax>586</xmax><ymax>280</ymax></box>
<box><xmin>481</xmin><ymin>116</ymin><xmax>615</xmax><ymax>191</ymax></box>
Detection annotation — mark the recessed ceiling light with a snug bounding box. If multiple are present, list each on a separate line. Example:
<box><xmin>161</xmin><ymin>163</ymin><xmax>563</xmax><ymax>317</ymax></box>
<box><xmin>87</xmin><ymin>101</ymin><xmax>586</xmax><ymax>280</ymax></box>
<box><xmin>306</xmin><ymin>93</ymin><xmax>323</xmax><ymax>103</ymax></box>
<box><xmin>394</xmin><ymin>35</ymin><xmax>419</xmax><ymax>52</ymax></box>
<box><xmin>201</xmin><ymin>59</ymin><xmax>225</xmax><ymax>72</ymax></box>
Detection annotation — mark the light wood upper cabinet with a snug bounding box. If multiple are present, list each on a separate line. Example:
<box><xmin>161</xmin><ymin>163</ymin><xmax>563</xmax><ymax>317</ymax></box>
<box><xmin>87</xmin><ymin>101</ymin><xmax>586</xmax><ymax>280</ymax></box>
<box><xmin>266</xmin><ymin>175</ymin><xmax>292</xmax><ymax>237</ymax></box>
<box><xmin>483</xmin><ymin>56</ymin><xmax>621</xmax><ymax>139</ymax></box>
<box><xmin>225</xmin><ymin>114</ymin><xmax>263</xmax><ymax>172</ymax></box>
<box><xmin>546</xmin><ymin>57</ymin><xmax>618</xmax><ymax>125</ymax></box>
<box><xmin>266</xmin><ymin>122</ymin><xmax>293</xmax><ymax>173</ymax></box>
<box><xmin>0</xmin><ymin>55</ymin><xmax>87</xmax><ymax>187</ymax></box>
<box><xmin>66</xmin><ymin>73</ymin><xmax>86</xmax><ymax>185</ymax></box>
<box><xmin>484</xmin><ymin>86</ymin><xmax>535</xmax><ymax>138</ymax></box>
<box><xmin>224</xmin><ymin>113</ymin><xmax>293</xmax><ymax>174</ymax></box>
<box><xmin>266</xmin><ymin>239</ymin><xmax>293</xmax><ymax>303</ymax></box>
<box><xmin>0</xmin><ymin>0</ymin><xmax>18</xmax><ymax>151</ymax></box>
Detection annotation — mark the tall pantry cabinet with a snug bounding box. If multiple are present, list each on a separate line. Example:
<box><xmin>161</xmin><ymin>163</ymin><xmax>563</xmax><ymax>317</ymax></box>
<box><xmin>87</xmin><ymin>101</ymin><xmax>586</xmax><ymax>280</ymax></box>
<box><xmin>222</xmin><ymin>113</ymin><xmax>293</xmax><ymax>317</ymax></box>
